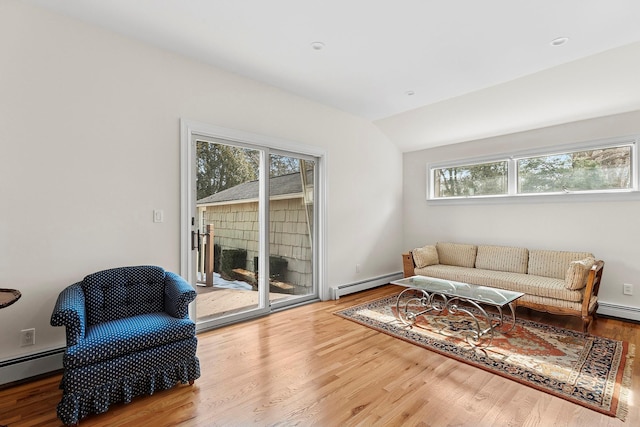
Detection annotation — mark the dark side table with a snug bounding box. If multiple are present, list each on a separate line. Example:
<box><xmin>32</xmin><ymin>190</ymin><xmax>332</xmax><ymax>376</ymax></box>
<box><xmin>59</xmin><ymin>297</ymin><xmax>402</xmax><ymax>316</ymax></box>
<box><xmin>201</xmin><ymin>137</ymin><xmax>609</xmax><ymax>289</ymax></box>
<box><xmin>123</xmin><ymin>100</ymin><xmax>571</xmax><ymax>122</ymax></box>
<box><xmin>0</xmin><ymin>289</ymin><xmax>21</xmax><ymax>308</ymax></box>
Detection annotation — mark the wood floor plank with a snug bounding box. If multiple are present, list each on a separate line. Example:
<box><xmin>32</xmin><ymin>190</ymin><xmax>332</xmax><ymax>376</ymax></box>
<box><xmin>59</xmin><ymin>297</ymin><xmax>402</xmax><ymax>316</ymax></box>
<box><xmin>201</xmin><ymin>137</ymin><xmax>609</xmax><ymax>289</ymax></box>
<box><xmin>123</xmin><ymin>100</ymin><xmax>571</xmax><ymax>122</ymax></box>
<box><xmin>0</xmin><ymin>284</ymin><xmax>637</xmax><ymax>426</ymax></box>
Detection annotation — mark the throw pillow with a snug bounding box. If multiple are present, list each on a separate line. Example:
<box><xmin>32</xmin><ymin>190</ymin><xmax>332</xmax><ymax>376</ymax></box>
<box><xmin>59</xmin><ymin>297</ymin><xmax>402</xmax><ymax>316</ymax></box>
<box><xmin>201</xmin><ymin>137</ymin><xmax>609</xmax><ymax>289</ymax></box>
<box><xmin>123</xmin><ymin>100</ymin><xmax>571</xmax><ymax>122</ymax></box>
<box><xmin>412</xmin><ymin>245</ymin><xmax>439</xmax><ymax>269</ymax></box>
<box><xmin>565</xmin><ymin>257</ymin><xmax>596</xmax><ymax>290</ymax></box>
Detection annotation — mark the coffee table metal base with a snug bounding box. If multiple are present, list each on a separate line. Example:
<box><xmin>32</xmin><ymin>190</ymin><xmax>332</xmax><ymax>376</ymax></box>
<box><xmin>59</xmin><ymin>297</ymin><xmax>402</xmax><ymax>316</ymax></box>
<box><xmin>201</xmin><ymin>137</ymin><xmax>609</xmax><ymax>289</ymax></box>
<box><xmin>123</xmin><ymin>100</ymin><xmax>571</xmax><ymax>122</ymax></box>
<box><xmin>395</xmin><ymin>287</ymin><xmax>517</xmax><ymax>349</ymax></box>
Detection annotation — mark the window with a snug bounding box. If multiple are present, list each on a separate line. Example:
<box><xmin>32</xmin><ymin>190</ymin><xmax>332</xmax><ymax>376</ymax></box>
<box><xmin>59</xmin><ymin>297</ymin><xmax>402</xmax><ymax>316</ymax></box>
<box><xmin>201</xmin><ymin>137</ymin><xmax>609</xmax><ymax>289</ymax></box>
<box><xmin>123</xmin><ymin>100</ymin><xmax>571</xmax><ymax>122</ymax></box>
<box><xmin>428</xmin><ymin>136</ymin><xmax>637</xmax><ymax>201</ymax></box>
<box><xmin>517</xmin><ymin>146</ymin><xmax>631</xmax><ymax>194</ymax></box>
<box><xmin>433</xmin><ymin>161</ymin><xmax>508</xmax><ymax>198</ymax></box>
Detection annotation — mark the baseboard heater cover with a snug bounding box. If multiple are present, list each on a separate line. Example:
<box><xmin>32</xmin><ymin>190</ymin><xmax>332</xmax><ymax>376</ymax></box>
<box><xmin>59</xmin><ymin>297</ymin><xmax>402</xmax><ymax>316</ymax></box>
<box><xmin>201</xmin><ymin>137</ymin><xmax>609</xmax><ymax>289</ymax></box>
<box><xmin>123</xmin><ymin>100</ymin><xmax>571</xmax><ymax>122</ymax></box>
<box><xmin>331</xmin><ymin>271</ymin><xmax>403</xmax><ymax>299</ymax></box>
<box><xmin>597</xmin><ymin>301</ymin><xmax>640</xmax><ymax>322</ymax></box>
<box><xmin>0</xmin><ymin>348</ymin><xmax>64</xmax><ymax>386</ymax></box>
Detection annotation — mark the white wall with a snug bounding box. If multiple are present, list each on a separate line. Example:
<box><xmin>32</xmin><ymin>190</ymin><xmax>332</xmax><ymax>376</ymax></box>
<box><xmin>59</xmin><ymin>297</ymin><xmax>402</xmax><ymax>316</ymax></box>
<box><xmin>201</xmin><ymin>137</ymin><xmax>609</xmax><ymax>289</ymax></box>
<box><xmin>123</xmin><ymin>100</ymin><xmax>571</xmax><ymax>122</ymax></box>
<box><xmin>376</xmin><ymin>41</ymin><xmax>640</xmax><ymax>152</ymax></box>
<box><xmin>403</xmin><ymin>110</ymin><xmax>640</xmax><ymax>316</ymax></box>
<box><xmin>0</xmin><ymin>1</ymin><xmax>403</xmax><ymax>363</ymax></box>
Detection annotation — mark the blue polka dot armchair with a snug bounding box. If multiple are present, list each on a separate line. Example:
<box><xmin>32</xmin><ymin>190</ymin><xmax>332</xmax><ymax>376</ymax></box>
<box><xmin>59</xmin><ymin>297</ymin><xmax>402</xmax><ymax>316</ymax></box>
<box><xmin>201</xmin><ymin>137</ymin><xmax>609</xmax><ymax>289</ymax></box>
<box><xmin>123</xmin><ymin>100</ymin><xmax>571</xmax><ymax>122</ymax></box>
<box><xmin>50</xmin><ymin>266</ymin><xmax>201</xmax><ymax>426</ymax></box>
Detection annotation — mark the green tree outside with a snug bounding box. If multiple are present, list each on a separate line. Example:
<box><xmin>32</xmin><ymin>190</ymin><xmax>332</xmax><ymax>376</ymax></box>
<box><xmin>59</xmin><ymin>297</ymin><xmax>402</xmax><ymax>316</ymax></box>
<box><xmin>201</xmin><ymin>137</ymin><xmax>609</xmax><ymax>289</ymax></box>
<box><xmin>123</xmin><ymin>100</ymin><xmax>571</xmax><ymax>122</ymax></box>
<box><xmin>196</xmin><ymin>142</ymin><xmax>304</xmax><ymax>200</ymax></box>
<box><xmin>435</xmin><ymin>146</ymin><xmax>630</xmax><ymax>197</ymax></box>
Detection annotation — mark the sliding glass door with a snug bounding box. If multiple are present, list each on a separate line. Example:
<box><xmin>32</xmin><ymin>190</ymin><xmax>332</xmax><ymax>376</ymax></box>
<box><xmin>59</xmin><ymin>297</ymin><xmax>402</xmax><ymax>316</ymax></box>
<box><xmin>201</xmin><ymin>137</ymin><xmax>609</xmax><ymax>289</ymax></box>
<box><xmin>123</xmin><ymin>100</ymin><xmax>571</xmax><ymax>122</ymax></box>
<box><xmin>181</xmin><ymin>123</ymin><xmax>322</xmax><ymax>331</ymax></box>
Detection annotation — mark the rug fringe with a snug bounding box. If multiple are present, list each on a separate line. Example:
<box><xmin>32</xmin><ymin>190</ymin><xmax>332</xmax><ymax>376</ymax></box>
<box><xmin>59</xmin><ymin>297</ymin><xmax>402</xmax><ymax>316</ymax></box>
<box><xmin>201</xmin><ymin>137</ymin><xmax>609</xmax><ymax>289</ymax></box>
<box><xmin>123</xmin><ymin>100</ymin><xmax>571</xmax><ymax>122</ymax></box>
<box><xmin>617</xmin><ymin>343</ymin><xmax>636</xmax><ymax>421</ymax></box>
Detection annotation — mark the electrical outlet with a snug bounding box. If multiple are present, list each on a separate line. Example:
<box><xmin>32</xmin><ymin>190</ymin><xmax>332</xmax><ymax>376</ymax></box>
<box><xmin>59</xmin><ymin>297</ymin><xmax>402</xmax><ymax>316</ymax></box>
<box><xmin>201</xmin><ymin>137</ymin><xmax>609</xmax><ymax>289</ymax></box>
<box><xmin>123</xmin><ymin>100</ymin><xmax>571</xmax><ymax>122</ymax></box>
<box><xmin>21</xmin><ymin>328</ymin><xmax>35</xmax><ymax>346</ymax></box>
<box><xmin>623</xmin><ymin>283</ymin><xmax>633</xmax><ymax>296</ymax></box>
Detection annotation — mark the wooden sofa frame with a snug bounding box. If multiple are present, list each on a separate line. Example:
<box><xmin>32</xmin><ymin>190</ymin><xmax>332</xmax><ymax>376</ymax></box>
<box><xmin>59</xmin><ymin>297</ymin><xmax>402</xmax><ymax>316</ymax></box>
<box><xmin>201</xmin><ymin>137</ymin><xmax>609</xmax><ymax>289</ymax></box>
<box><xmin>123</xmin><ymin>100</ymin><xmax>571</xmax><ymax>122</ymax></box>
<box><xmin>402</xmin><ymin>252</ymin><xmax>605</xmax><ymax>333</ymax></box>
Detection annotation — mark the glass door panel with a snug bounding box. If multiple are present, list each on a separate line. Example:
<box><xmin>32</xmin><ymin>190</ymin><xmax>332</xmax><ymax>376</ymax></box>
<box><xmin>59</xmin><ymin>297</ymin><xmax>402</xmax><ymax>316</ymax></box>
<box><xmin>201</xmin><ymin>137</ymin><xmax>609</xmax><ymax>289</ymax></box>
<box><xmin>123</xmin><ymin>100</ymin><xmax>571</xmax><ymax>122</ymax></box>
<box><xmin>268</xmin><ymin>153</ymin><xmax>317</xmax><ymax>307</ymax></box>
<box><xmin>194</xmin><ymin>139</ymin><xmax>267</xmax><ymax>324</ymax></box>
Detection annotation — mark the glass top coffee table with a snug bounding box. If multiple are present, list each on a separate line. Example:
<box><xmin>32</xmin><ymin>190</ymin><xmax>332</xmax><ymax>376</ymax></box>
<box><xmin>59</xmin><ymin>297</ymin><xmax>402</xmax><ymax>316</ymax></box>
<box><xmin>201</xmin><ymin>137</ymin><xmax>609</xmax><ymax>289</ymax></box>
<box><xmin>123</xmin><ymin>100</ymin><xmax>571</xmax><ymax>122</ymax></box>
<box><xmin>391</xmin><ymin>276</ymin><xmax>524</xmax><ymax>348</ymax></box>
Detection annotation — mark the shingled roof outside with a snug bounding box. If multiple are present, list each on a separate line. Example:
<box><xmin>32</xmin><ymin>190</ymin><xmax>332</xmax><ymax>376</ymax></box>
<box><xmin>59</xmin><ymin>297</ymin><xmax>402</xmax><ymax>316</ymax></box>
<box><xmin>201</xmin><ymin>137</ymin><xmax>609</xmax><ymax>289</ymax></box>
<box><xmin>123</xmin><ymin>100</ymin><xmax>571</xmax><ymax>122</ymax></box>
<box><xmin>197</xmin><ymin>170</ymin><xmax>312</xmax><ymax>205</ymax></box>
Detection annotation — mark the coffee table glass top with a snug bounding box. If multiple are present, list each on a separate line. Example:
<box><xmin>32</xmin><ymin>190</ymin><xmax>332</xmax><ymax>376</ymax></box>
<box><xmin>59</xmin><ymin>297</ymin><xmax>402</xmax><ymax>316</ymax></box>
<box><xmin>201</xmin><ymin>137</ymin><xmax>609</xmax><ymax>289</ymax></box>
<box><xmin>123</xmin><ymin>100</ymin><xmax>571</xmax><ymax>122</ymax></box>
<box><xmin>391</xmin><ymin>275</ymin><xmax>523</xmax><ymax>306</ymax></box>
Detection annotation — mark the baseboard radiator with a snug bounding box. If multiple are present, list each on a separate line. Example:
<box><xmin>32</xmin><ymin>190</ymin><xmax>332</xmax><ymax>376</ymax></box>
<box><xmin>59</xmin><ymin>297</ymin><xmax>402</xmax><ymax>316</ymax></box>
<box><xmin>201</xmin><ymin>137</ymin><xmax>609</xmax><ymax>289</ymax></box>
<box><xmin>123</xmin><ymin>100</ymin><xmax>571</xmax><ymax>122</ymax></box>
<box><xmin>330</xmin><ymin>271</ymin><xmax>403</xmax><ymax>299</ymax></box>
<box><xmin>597</xmin><ymin>301</ymin><xmax>640</xmax><ymax>322</ymax></box>
<box><xmin>0</xmin><ymin>348</ymin><xmax>64</xmax><ymax>387</ymax></box>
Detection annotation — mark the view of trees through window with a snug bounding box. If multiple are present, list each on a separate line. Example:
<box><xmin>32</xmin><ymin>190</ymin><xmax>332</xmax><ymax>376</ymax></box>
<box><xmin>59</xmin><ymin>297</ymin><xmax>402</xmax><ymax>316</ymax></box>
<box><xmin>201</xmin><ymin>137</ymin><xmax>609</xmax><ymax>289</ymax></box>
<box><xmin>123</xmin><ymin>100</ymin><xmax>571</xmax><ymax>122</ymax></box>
<box><xmin>196</xmin><ymin>141</ymin><xmax>301</xmax><ymax>199</ymax></box>
<box><xmin>431</xmin><ymin>143</ymin><xmax>633</xmax><ymax>199</ymax></box>
<box><xmin>518</xmin><ymin>146</ymin><xmax>631</xmax><ymax>194</ymax></box>
<box><xmin>434</xmin><ymin>161</ymin><xmax>507</xmax><ymax>197</ymax></box>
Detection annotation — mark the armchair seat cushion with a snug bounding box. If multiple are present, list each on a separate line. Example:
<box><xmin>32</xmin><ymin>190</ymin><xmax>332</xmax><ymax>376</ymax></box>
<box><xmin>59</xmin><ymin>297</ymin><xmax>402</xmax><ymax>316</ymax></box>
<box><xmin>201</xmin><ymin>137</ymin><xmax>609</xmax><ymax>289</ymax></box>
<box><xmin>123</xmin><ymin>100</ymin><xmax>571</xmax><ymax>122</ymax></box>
<box><xmin>64</xmin><ymin>312</ymin><xmax>196</xmax><ymax>369</ymax></box>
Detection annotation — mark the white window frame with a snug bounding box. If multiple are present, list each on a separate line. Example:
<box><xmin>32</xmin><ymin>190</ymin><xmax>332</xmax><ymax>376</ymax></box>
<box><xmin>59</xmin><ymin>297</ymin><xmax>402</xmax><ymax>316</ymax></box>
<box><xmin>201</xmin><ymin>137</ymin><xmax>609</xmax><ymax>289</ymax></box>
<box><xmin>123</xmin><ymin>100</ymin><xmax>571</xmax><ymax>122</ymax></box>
<box><xmin>429</xmin><ymin>158</ymin><xmax>510</xmax><ymax>200</ymax></box>
<box><xmin>427</xmin><ymin>135</ymin><xmax>639</xmax><ymax>204</ymax></box>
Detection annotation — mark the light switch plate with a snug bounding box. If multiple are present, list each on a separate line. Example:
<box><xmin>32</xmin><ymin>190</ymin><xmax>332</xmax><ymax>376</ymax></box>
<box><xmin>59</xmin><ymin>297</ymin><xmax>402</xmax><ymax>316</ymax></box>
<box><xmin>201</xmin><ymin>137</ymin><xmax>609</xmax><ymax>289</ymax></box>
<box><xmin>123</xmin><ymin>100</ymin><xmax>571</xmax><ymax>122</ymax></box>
<box><xmin>153</xmin><ymin>209</ymin><xmax>164</xmax><ymax>223</ymax></box>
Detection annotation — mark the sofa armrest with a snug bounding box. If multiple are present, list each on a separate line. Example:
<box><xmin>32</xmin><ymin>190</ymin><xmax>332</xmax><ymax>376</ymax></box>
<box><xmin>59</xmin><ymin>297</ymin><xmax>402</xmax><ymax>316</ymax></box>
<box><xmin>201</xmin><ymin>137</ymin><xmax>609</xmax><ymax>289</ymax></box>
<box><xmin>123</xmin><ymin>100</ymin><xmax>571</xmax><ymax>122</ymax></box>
<box><xmin>164</xmin><ymin>271</ymin><xmax>197</xmax><ymax>319</ymax></box>
<box><xmin>50</xmin><ymin>283</ymin><xmax>86</xmax><ymax>347</ymax></box>
<box><xmin>402</xmin><ymin>252</ymin><xmax>415</xmax><ymax>278</ymax></box>
<box><xmin>581</xmin><ymin>260</ymin><xmax>605</xmax><ymax>316</ymax></box>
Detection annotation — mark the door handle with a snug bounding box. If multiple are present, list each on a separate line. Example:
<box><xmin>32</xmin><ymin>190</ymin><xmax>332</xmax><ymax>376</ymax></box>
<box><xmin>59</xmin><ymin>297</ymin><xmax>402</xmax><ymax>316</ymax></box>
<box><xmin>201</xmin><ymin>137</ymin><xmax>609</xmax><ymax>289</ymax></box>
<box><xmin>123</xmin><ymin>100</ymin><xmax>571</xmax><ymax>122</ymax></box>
<box><xmin>191</xmin><ymin>229</ymin><xmax>201</xmax><ymax>251</ymax></box>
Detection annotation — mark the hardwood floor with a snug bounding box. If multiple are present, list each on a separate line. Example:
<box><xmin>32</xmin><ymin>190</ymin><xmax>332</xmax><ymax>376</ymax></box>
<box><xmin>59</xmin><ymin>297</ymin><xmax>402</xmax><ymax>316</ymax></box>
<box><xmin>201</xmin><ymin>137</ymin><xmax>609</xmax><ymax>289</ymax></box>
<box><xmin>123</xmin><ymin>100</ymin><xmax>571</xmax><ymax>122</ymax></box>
<box><xmin>195</xmin><ymin>286</ymin><xmax>290</xmax><ymax>321</ymax></box>
<box><xmin>1</xmin><ymin>284</ymin><xmax>638</xmax><ymax>426</ymax></box>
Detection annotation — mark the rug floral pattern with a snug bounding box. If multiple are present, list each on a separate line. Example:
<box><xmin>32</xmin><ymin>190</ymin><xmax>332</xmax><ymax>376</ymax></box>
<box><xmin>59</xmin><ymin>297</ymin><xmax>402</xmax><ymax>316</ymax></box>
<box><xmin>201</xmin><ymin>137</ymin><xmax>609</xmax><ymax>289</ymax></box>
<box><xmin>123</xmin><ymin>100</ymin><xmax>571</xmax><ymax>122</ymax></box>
<box><xmin>335</xmin><ymin>295</ymin><xmax>634</xmax><ymax>420</ymax></box>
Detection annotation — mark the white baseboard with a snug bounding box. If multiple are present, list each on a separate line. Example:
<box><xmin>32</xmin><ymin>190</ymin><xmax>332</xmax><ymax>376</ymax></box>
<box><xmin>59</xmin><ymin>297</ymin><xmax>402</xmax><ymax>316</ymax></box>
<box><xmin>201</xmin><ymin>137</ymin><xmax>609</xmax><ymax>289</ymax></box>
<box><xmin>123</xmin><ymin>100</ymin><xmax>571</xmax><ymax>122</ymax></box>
<box><xmin>0</xmin><ymin>349</ymin><xmax>64</xmax><ymax>386</ymax></box>
<box><xmin>597</xmin><ymin>301</ymin><xmax>640</xmax><ymax>322</ymax></box>
<box><xmin>330</xmin><ymin>272</ymin><xmax>403</xmax><ymax>299</ymax></box>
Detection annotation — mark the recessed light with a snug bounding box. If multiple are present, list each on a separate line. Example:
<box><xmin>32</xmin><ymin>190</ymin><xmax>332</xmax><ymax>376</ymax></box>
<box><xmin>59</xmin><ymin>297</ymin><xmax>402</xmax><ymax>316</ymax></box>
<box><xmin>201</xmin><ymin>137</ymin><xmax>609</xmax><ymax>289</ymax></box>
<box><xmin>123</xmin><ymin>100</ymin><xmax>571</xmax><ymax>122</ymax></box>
<box><xmin>405</xmin><ymin>90</ymin><xmax>415</xmax><ymax>96</ymax></box>
<box><xmin>550</xmin><ymin>37</ymin><xmax>569</xmax><ymax>46</ymax></box>
<box><xmin>311</xmin><ymin>41</ymin><xmax>325</xmax><ymax>51</ymax></box>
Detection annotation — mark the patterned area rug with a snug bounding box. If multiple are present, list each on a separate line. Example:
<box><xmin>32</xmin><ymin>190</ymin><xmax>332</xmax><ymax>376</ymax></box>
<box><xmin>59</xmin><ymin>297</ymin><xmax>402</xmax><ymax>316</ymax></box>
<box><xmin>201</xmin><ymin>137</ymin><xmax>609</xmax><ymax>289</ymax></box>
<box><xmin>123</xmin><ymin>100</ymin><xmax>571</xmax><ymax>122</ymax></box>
<box><xmin>335</xmin><ymin>294</ymin><xmax>635</xmax><ymax>420</ymax></box>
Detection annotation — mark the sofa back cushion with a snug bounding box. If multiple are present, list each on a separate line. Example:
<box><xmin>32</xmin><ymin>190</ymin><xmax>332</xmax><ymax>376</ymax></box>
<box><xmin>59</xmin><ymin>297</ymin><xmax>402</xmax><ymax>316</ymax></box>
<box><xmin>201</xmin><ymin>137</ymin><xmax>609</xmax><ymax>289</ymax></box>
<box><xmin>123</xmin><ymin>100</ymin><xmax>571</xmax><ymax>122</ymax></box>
<box><xmin>475</xmin><ymin>245</ymin><xmax>529</xmax><ymax>274</ymax></box>
<box><xmin>436</xmin><ymin>242</ymin><xmax>477</xmax><ymax>268</ymax></box>
<box><xmin>528</xmin><ymin>250</ymin><xmax>594</xmax><ymax>279</ymax></box>
<box><xmin>82</xmin><ymin>266</ymin><xmax>166</xmax><ymax>325</ymax></box>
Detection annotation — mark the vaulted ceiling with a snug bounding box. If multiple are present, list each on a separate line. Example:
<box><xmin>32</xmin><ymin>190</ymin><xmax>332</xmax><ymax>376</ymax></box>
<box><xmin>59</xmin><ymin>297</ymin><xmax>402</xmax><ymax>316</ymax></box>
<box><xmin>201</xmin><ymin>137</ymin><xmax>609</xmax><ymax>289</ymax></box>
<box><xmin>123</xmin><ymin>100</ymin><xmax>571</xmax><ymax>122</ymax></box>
<box><xmin>26</xmin><ymin>0</ymin><xmax>640</xmax><ymax>151</ymax></box>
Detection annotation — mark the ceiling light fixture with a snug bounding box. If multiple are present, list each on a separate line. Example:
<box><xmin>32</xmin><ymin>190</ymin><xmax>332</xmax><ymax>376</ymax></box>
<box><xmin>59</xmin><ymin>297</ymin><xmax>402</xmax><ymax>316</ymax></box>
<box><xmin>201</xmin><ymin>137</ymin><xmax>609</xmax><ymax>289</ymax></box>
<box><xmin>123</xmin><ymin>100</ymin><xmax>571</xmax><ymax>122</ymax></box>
<box><xmin>406</xmin><ymin>90</ymin><xmax>415</xmax><ymax>96</ymax></box>
<box><xmin>311</xmin><ymin>41</ymin><xmax>325</xmax><ymax>51</ymax></box>
<box><xmin>550</xmin><ymin>37</ymin><xmax>569</xmax><ymax>46</ymax></box>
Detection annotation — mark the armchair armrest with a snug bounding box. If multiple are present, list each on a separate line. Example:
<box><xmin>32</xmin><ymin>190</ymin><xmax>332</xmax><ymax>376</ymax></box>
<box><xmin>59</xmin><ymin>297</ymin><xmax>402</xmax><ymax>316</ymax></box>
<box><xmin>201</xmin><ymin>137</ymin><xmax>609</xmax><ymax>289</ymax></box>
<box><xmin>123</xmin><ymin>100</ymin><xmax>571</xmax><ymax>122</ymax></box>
<box><xmin>50</xmin><ymin>283</ymin><xmax>86</xmax><ymax>347</ymax></box>
<box><xmin>164</xmin><ymin>271</ymin><xmax>197</xmax><ymax>318</ymax></box>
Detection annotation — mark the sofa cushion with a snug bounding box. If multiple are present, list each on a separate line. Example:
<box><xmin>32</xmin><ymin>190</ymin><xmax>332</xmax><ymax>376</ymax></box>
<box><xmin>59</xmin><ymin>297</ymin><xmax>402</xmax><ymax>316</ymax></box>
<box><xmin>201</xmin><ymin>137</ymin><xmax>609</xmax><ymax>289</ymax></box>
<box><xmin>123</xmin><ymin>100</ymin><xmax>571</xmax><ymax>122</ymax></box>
<box><xmin>64</xmin><ymin>312</ymin><xmax>196</xmax><ymax>369</ymax></box>
<box><xmin>412</xmin><ymin>245</ymin><xmax>439</xmax><ymax>268</ymax></box>
<box><xmin>475</xmin><ymin>245</ymin><xmax>529</xmax><ymax>274</ymax></box>
<box><xmin>518</xmin><ymin>294</ymin><xmax>598</xmax><ymax>313</ymax></box>
<box><xmin>528</xmin><ymin>250</ymin><xmax>594</xmax><ymax>280</ymax></box>
<box><xmin>565</xmin><ymin>257</ymin><xmax>596</xmax><ymax>290</ymax></box>
<box><xmin>415</xmin><ymin>264</ymin><xmax>583</xmax><ymax>302</ymax></box>
<box><xmin>436</xmin><ymin>242</ymin><xmax>477</xmax><ymax>268</ymax></box>
<box><xmin>82</xmin><ymin>266</ymin><xmax>166</xmax><ymax>325</ymax></box>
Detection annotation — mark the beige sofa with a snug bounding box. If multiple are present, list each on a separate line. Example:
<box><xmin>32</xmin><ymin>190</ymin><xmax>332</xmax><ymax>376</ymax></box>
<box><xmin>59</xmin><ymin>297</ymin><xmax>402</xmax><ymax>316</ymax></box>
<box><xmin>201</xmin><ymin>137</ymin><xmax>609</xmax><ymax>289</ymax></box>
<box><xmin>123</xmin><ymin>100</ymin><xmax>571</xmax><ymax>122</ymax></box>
<box><xmin>401</xmin><ymin>242</ymin><xmax>604</xmax><ymax>332</ymax></box>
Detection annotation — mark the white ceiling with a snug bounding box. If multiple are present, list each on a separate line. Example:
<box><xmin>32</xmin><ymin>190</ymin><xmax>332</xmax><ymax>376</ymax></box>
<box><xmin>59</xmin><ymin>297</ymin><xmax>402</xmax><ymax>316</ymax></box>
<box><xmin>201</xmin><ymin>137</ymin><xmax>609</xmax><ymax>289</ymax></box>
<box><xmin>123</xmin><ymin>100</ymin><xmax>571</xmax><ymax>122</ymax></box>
<box><xmin>25</xmin><ymin>0</ymin><xmax>640</xmax><ymax>151</ymax></box>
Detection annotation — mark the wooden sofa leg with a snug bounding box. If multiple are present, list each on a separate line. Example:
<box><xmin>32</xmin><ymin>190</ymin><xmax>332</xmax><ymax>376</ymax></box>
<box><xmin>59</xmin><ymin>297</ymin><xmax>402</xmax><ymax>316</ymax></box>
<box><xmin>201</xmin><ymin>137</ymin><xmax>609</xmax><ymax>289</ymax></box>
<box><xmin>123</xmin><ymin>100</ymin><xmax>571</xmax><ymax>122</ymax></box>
<box><xmin>189</xmin><ymin>380</ymin><xmax>194</xmax><ymax>385</ymax></box>
<box><xmin>582</xmin><ymin>316</ymin><xmax>592</xmax><ymax>333</ymax></box>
